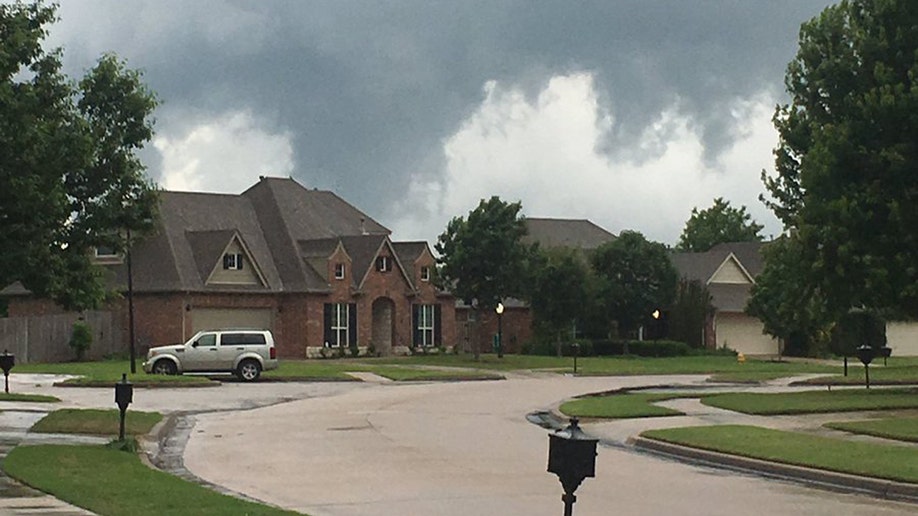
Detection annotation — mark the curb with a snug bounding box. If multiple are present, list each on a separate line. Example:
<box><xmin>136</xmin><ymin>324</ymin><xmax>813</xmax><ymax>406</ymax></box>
<box><xmin>630</xmin><ymin>436</ymin><xmax>918</xmax><ymax>504</ymax></box>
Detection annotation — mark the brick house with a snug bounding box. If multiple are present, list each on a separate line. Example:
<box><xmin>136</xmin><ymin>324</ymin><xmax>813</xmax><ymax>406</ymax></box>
<box><xmin>4</xmin><ymin>177</ymin><xmax>455</xmax><ymax>359</ymax></box>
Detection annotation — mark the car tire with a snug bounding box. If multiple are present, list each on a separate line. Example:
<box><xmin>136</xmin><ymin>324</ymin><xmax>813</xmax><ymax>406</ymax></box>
<box><xmin>152</xmin><ymin>359</ymin><xmax>177</xmax><ymax>375</ymax></box>
<box><xmin>237</xmin><ymin>359</ymin><xmax>261</xmax><ymax>382</ymax></box>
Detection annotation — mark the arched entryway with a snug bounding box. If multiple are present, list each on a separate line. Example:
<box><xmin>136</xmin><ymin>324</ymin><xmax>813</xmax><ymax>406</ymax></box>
<box><xmin>371</xmin><ymin>297</ymin><xmax>395</xmax><ymax>355</ymax></box>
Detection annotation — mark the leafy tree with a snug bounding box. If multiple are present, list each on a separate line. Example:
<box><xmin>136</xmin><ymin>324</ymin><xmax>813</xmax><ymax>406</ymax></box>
<box><xmin>591</xmin><ymin>231</ymin><xmax>678</xmax><ymax>339</ymax></box>
<box><xmin>746</xmin><ymin>236</ymin><xmax>832</xmax><ymax>357</ymax></box>
<box><xmin>829</xmin><ymin>310</ymin><xmax>887</xmax><ymax>376</ymax></box>
<box><xmin>0</xmin><ymin>2</ymin><xmax>158</xmax><ymax>310</ymax></box>
<box><xmin>529</xmin><ymin>247</ymin><xmax>590</xmax><ymax>357</ymax></box>
<box><xmin>667</xmin><ymin>279</ymin><xmax>713</xmax><ymax>349</ymax></box>
<box><xmin>435</xmin><ymin>196</ymin><xmax>530</xmax><ymax>359</ymax></box>
<box><xmin>760</xmin><ymin>0</ymin><xmax>918</xmax><ymax>317</ymax></box>
<box><xmin>676</xmin><ymin>198</ymin><xmax>764</xmax><ymax>252</ymax></box>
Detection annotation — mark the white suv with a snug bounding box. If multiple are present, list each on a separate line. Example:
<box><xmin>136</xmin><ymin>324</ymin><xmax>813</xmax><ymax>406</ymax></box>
<box><xmin>143</xmin><ymin>330</ymin><xmax>278</xmax><ymax>381</ymax></box>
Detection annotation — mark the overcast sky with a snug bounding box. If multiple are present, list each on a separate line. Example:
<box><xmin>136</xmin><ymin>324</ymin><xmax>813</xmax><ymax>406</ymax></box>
<box><xmin>47</xmin><ymin>1</ymin><xmax>834</xmax><ymax>246</ymax></box>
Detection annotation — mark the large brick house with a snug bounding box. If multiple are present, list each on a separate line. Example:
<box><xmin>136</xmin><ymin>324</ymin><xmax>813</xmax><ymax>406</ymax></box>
<box><xmin>4</xmin><ymin>177</ymin><xmax>455</xmax><ymax>359</ymax></box>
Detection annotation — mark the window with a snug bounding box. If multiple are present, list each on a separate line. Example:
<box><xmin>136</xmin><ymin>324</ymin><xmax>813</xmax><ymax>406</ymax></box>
<box><xmin>223</xmin><ymin>253</ymin><xmax>244</xmax><ymax>270</ymax></box>
<box><xmin>220</xmin><ymin>333</ymin><xmax>267</xmax><ymax>346</ymax></box>
<box><xmin>195</xmin><ymin>333</ymin><xmax>217</xmax><ymax>347</ymax></box>
<box><xmin>376</xmin><ymin>256</ymin><xmax>391</xmax><ymax>272</ymax></box>
<box><xmin>420</xmin><ymin>266</ymin><xmax>430</xmax><ymax>282</ymax></box>
<box><xmin>324</xmin><ymin>303</ymin><xmax>357</xmax><ymax>347</ymax></box>
<box><xmin>95</xmin><ymin>245</ymin><xmax>118</xmax><ymax>258</ymax></box>
<box><xmin>334</xmin><ymin>263</ymin><xmax>345</xmax><ymax>280</ymax></box>
<box><xmin>412</xmin><ymin>304</ymin><xmax>441</xmax><ymax>347</ymax></box>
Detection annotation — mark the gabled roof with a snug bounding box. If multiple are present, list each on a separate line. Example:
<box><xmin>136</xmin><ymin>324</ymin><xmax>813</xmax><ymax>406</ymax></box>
<box><xmin>391</xmin><ymin>241</ymin><xmax>430</xmax><ymax>266</ymax></box>
<box><xmin>523</xmin><ymin>218</ymin><xmax>615</xmax><ymax>250</ymax></box>
<box><xmin>671</xmin><ymin>241</ymin><xmax>767</xmax><ymax>312</ymax></box>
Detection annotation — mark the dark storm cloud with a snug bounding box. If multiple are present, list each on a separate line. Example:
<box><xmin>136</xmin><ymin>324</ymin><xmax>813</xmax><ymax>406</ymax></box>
<box><xmin>52</xmin><ymin>0</ymin><xmax>833</xmax><ymax>221</ymax></box>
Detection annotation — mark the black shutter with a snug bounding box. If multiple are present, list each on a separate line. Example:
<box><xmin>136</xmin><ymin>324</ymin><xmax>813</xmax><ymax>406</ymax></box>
<box><xmin>237</xmin><ymin>254</ymin><xmax>244</xmax><ymax>269</ymax></box>
<box><xmin>348</xmin><ymin>303</ymin><xmax>358</xmax><ymax>346</ymax></box>
<box><xmin>434</xmin><ymin>304</ymin><xmax>442</xmax><ymax>346</ymax></box>
<box><xmin>323</xmin><ymin>304</ymin><xmax>333</xmax><ymax>346</ymax></box>
<box><xmin>412</xmin><ymin>304</ymin><xmax>420</xmax><ymax>346</ymax></box>
<box><xmin>223</xmin><ymin>254</ymin><xmax>231</xmax><ymax>269</ymax></box>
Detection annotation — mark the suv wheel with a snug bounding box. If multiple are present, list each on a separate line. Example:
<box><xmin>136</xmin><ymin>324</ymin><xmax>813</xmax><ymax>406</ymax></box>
<box><xmin>237</xmin><ymin>359</ymin><xmax>262</xmax><ymax>382</ymax></box>
<box><xmin>152</xmin><ymin>359</ymin><xmax>177</xmax><ymax>375</ymax></box>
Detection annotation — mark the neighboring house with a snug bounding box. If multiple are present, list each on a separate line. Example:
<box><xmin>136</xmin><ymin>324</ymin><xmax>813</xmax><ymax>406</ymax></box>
<box><xmin>672</xmin><ymin>242</ymin><xmax>780</xmax><ymax>355</ymax></box>
<box><xmin>3</xmin><ymin>177</ymin><xmax>454</xmax><ymax>359</ymax></box>
<box><xmin>522</xmin><ymin>217</ymin><xmax>616</xmax><ymax>251</ymax></box>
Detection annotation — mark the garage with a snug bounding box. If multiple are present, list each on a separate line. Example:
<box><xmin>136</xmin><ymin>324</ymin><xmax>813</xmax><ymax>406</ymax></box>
<box><xmin>191</xmin><ymin>308</ymin><xmax>274</xmax><ymax>334</ymax></box>
<box><xmin>715</xmin><ymin>312</ymin><xmax>779</xmax><ymax>356</ymax></box>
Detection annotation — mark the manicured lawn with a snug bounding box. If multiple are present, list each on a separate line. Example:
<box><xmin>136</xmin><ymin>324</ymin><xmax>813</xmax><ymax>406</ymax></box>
<box><xmin>15</xmin><ymin>360</ymin><xmax>214</xmax><ymax>386</ymax></box>
<box><xmin>367</xmin><ymin>366</ymin><xmax>502</xmax><ymax>382</ymax></box>
<box><xmin>31</xmin><ymin>409</ymin><xmax>162</xmax><ymax>436</ymax></box>
<box><xmin>701</xmin><ymin>388</ymin><xmax>918</xmax><ymax>415</ymax></box>
<box><xmin>3</xmin><ymin>444</ymin><xmax>303</xmax><ymax>516</ymax></box>
<box><xmin>0</xmin><ymin>392</ymin><xmax>59</xmax><ymax>402</ymax></box>
<box><xmin>357</xmin><ymin>354</ymin><xmax>839</xmax><ymax>377</ymax></box>
<box><xmin>642</xmin><ymin>425</ymin><xmax>918</xmax><ymax>483</ymax></box>
<box><xmin>706</xmin><ymin>371</ymin><xmax>805</xmax><ymax>384</ymax></box>
<box><xmin>797</xmin><ymin>360</ymin><xmax>918</xmax><ymax>386</ymax></box>
<box><xmin>261</xmin><ymin>360</ymin><xmax>362</xmax><ymax>380</ymax></box>
<box><xmin>560</xmin><ymin>392</ymin><xmax>691</xmax><ymax>419</ymax></box>
<box><xmin>826</xmin><ymin>416</ymin><xmax>918</xmax><ymax>443</ymax></box>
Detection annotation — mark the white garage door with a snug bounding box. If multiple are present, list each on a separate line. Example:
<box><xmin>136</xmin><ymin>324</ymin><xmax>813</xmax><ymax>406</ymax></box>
<box><xmin>886</xmin><ymin>322</ymin><xmax>918</xmax><ymax>356</ymax></box>
<box><xmin>191</xmin><ymin>308</ymin><xmax>274</xmax><ymax>334</ymax></box>
<box><xmin>716</xmin><ymin>312</ymin><xmax>779</xmax><ymax>356</ymax></box>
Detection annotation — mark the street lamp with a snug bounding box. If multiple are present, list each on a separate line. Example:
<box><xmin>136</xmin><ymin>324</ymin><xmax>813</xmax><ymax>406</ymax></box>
<box><xmin>547</xmin><ymin>417</ymin><xmax>598</xmax><ymax>516</ymax></box>
<box><xmin>495</xmin><ymin>302</ymin><xmax>504</xmax><ymax>358</ymax></box>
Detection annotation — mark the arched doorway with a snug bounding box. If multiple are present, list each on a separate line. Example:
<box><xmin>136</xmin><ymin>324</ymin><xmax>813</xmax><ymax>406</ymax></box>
<box><xmin>371</xmin><ymin>297</ymin><xmax>395</xmax><ymax>355</ymax></box>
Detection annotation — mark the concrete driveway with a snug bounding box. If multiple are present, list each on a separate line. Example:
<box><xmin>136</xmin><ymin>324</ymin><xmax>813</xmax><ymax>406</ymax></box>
<box><xmin>177</xmin><ymin>375</ymin><xmax>916</xmax><ymax>516</ymax></box>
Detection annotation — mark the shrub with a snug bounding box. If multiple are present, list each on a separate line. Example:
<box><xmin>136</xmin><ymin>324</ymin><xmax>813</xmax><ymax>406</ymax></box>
<box><xmin>69</xmin><ymin>322</ymin><xmax>93</xmax><ymax>361</ymax></box>
<box><xmin>348</xmin><ymin>340</ymin><xmax>360</xmax><ymax>358</ymax></box>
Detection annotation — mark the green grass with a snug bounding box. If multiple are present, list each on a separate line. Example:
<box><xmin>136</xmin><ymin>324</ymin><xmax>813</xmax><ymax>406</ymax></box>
<box><xmin>15</xmin><ymin>360</ymin><xmax>214</xmax><ymax>386</ymax></box>
<box><xmin>366</xmin><ymin>366</ymin><xmax>502</xmax><ymax>381</ymax></box>
<box><xmin>3</xmin><ymin>444</ymin><xmax>302</xmax><ymax>515</ymax></box>
<box><xmin>707</xmin><ymin>371</ymin><xmax>804</xmax><ymax>384</ymax></box>
<box><xmin>826</xmin><ymin>416</ymin><xmax>918</xmax><ymax>443</ymax></box>
<box><xmin>797</xmin><ymin>359</ymin><xmax>918</xmax><ymax>386</ymax></box>
<box><xmin>31</xmin><ymin>409</ymin><xmax>162</xmax><ymax>436</ymax></box>
<box><xmin>261</xmin><ymin>360</ymin><xmax>361</xmax><ymax>380</ymax></box>
<box><xmin>561</xmin><ymin>392</ymin><xmax>693</xmax><ymax>419</ymax></box>
<box><xmin>701</xmin><ymin>388</ymin><xmax>918</xmax><ymax>415</ymax></box>
<box><xmin>0</xmin><ymin>392</ymin><xmax>59</xmax><ymax>402</ymax></box>
<box><xmin>641</xmin><ymin>424</ymin><xmax>918</xmax><ymax>483</ymax></box>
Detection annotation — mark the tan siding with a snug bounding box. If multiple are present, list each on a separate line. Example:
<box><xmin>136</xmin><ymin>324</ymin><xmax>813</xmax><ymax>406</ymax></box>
<box><xmin>710</xmin><ymin>258</ymin><xmax>751</xmax><ymax>284</ymax></box>
<box><xmin>209</xmin><ymin>240</ymin><xmax>262</xmax><ymax>285</ymax></box>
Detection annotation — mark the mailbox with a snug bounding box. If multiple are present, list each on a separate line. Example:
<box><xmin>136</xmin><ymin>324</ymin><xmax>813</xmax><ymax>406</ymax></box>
<box><xmin>856</xmin><ymin>345</ymin><xmax>876</xmax><ymax>366</ymax></box>
<box><xmin>0</xmin><ymin>350</ymin><xmax>14</xmax><ymax>394</ymax></box>
<box><xmin>548</xmin><ymin>417</ymin><xmax>598</xmax><ymax>515</ymax></box>
<box><xmin>114</xmin><ymin>373</ymin><xmax>133</xmax><ymax>441</ymax></box>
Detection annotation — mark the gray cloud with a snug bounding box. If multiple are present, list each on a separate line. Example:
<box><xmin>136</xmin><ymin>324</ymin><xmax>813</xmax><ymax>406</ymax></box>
<box><xmin>49</xmin><ymin>0</ymin><xmax>833</xmax><ymax>241</ymax></box>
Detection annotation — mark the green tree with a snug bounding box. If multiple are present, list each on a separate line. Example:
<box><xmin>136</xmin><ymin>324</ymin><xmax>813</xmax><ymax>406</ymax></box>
<box><xmin>667</xmin><ymin>279</ymin><xmax>713</xmax><ymax>349</ymax></box>
<box><xmin>676</xmin><ymin>197</ymin><xmax>763</xmax><ymax>252</ymax></box>
<box><xmin>435</xmin><ymin>196</ymin><xmax>530</xmax><ymax>359</ymax></box>
<box><xmin>761</xmin><ymin>0</ymin><xmax>918</xmax><ymax>317</ymax></box>
<box><xmin>0</xmin><ymin>2</ymin><xmax>158</xmax><ymax>310</ymax></box>
<box><xmin>747</xmin><ymin>236</ymin><xmax>832</xmax><ymax>357</ymax></box>
<box><xmin>829</xmin><ymin>309</ymin><xmax>887</xmax><ymax>376</ymax></box>
<box><xmin>529</xmin><ymin>247</ymin><xmax>590</xmax><ymax>357</ymax></box>
<box><xmin>591</xmin><ymin>231</ymin><xmax>678</xmax><ymax>339</ymax></box>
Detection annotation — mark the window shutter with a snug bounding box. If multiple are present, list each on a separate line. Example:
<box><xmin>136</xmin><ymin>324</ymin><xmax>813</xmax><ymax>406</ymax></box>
<box><xmin>223</xmin><ymin>254</ymin><xmax>231</xmax><ymax>269</ymax></box>
<box><xmin>237</xmin><ymin>254</ymin><xmax>244</xmax><ymax>269</ymax></box>
<box><xmin>434</xmin><ymin>304</ymin><xmax>442</xmax><ymax>346</ymax></box>
<box><xmin>348</xmin><ymin>303</ymin><xmax>358</xmax><ymax>346</ymax></box>
<box><xmin>412</xmin><ymin>304</ymin><xmax>420</xmax><ymax>346</ymax></box>
<box><xmin>323</xmin><ymin>304</ymin><xmax>332</xmax><ymax>346</ymax></box>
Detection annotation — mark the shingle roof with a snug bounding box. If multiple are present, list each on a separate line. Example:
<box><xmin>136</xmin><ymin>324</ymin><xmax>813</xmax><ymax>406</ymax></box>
<box><xmin>391</xmin><ymin>241</ymin><xmax>428</xmax><ymax>267</ymax></box>
<box><xmin>671</xmin><ymin>241</ymin><xmax>767</xmax><ymax>312</ymax></box>
<box><xmin>523</xmin><ymin>218</ymin><xmax>615</xmax><ymax>249</ymax></box>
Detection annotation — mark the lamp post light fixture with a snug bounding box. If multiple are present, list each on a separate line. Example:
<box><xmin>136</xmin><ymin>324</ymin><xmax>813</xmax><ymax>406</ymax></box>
<box><xmin>495</xmin><ymin>302</ymin><xmax>505</xmax><ymax>358</ymax></box>
<box><xmin>114</xmin><ymin>373</ymin><xmax>133</xmax><ymax>441</ymax></box>
<box><xmin>0</xmin><ymin>350</ymin><xmax>14</xmax><ymax>394</ymax></box>
<box><xmin>547</xmin><ymin>417</ymin><xmax>598</xmax><ymax>516</ymax></box>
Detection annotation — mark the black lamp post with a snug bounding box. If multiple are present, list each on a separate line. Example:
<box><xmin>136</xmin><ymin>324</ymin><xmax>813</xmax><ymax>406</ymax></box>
<box><xmin>114</xmin><ymin>373</ymin><xmax>133</xmax><ymax>441</ymax></box>
<box><xmin>548</xmin><ymin>417</ymin><xmax>598</xmax><ymax>516</ymax></box>
<box><xmin>856</xmin><ymin>345</ymin><xmax>877</xmax><ymax>389</ymax></box>
<box><xmin>0</xmin><ymin>350</ymin><xmax>14</xmax><ymax>394</ymax></box>
<box><xmin>572</xmin><ymin>342</ymin><xmax>580</xmax><ymax>375</ymax></box>
<box><xmin>496</xmin><ymin>302</ymin><xmax>504</xmax><ymax>358</ymax></box>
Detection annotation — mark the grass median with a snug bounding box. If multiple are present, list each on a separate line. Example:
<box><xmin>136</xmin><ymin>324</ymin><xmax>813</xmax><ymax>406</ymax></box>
<box><xmin>31</xmin><ymin>408</ymin><xmax>162</xmax><ymax>436</ymax></box>
<box><xmin>0</xmin><ymin>392</ymin><xmax>59</xmax><ymax>402</ymax></box>
<box><xmin>826</xmin><ymin>416</ymin><xmax>918</xmax><ymax>443</ymax></box>
<box><xmin>641</xmin><ymin>424</ymin><xmax>918</xmax><ymax>484</ymax></box>
<box><xmin>795</xmin><ymin>357</ymin><xmax>918</xmax><ymax>386</ymax></box>
<box><xmin>3</xmin><ymin>444</ymin><xmax>303</xmax><ymax>516</ymax></box>
<box><xmin>701</xmin><ymin>388</ymin><xmax>918</xmax><ymax>415</ymax></box>
<box><xmin>561</xmin><ymin>392</ymin><xmax>694</xmax><ymax>419</ymax></box>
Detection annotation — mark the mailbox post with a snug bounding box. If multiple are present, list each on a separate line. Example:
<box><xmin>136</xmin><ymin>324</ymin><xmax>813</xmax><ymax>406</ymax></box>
<box><xmin>0</xmin><ymin>350</ymin><xmax>14</xmax><ymax>394</ymax></box>
<box><xmin>572</xmin><ymin>342</ymin><xmax>580</xmax><ymax>375</ymax></box>
<box><xmin>548</xmin><ymin>417</ymin><xmax>598</xmax><ymax>516</ymax></box>
<box><xmin>856</xmin><ymin>345</ymin><xmax>877</xmax><ymax>389</ymax></box>
<box><xmin>114</xmin><ymin>373</ymin><xmax>133</xmax><ymax>441</ymax></box>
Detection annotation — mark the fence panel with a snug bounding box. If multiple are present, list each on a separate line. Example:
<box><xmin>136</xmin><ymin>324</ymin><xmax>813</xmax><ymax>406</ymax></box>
<box><xmin>0</xmin><ymin>312</ymin><xmax>121</xmax><ymax>364</ymax></box>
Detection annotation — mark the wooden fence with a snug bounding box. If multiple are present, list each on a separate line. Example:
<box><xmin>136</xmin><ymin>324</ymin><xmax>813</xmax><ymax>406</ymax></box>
<box><xmin>0</xmin><ymin>311</ymin><xmax>122</xmax><ymax>364</ymax></box>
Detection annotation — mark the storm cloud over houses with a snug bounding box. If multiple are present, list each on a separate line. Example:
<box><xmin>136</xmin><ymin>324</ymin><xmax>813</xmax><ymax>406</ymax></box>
<box><xmin>49</xmin><ymin>1</ymin><xmax>833</xmax><ymax>244</ymax></box>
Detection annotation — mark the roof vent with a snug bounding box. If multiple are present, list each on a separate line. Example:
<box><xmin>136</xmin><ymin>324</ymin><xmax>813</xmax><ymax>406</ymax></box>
<box><xmin>360</xmin><ymin>217</ymin><xmax>367</xmax><ymax>235</ymax></box>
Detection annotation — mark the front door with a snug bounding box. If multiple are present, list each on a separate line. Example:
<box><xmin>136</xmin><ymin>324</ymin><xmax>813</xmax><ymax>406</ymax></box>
<box><xmin>371</xmin><ymin>297</ymin><xmax>395</xmax><ymax>355</ymax></box>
